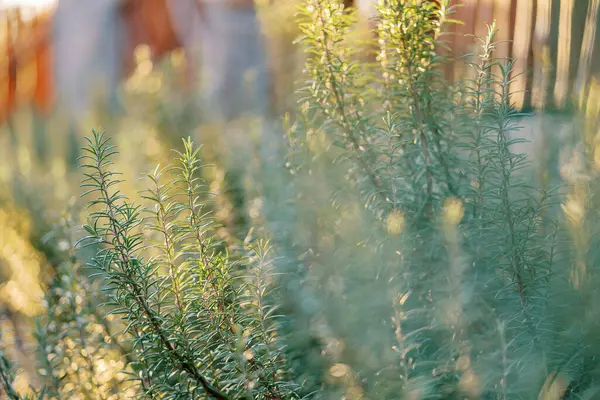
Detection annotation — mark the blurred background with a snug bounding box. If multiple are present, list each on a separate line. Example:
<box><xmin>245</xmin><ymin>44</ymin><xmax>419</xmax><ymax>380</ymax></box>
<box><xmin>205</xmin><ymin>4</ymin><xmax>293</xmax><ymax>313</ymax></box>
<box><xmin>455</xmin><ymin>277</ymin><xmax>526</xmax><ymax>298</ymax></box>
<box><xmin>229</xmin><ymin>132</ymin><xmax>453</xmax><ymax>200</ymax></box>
<box><xmin>1</xmin><ymin>0</ymin><xmax>600</xmax><ymax>396</ymax></box>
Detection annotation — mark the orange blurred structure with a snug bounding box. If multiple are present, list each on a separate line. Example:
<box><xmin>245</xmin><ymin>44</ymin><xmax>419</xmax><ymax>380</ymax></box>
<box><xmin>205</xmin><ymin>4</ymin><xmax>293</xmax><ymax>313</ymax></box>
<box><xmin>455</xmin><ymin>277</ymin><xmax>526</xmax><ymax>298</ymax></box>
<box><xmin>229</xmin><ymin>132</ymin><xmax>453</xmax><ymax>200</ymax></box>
<box><xmin>1</xmin><ymin>7</ymin><xmax>54</xmax><ymax>123</ymax></box>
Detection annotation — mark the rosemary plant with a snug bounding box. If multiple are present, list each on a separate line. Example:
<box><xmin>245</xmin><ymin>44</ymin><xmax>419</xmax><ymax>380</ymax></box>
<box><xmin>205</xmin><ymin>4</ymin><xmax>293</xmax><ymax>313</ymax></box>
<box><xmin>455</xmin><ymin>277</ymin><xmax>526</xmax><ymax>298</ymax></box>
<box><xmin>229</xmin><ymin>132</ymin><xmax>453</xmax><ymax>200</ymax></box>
<box><xmin>77</xmin><ymin>131</ymin><xmax>298</xmax><ymax>399</ymax></box>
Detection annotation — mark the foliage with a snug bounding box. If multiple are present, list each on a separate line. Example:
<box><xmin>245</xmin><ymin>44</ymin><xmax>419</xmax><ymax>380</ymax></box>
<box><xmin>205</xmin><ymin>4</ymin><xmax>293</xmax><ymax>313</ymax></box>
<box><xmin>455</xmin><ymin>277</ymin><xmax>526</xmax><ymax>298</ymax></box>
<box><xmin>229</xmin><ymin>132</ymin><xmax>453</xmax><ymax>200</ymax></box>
<box><xmin>3</xmin><ymin>1</ymin><xmax>600</xmax><ymax>399</ymax></box>
<box><xmin>77</xmin><ymin>131</ymin><xmax>298</xmax><ymax>399</ymax></box>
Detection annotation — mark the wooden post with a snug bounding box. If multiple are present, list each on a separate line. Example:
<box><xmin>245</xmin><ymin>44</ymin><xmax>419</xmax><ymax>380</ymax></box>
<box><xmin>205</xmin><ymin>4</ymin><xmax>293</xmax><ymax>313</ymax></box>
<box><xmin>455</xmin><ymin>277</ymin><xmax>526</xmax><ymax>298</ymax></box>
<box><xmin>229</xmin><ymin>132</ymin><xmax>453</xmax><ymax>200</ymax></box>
<box><xmin>531</xmin><ymin>0</ymin><xmax>552</xmax><ymax>109</ymax></box>
<box><xmin>575</xmin><ymin>0</ymin><xmax>600</xmax><ymax>109</ymax></box>
<box><xmin>511</xmin><ymin>0</ymin><xmax>535</xmax><ymax>110</ymax></box>
<box><xmin>553</xmin><ymin>0</ymin><xmax>574</xmax><ymax>108</ymax></box>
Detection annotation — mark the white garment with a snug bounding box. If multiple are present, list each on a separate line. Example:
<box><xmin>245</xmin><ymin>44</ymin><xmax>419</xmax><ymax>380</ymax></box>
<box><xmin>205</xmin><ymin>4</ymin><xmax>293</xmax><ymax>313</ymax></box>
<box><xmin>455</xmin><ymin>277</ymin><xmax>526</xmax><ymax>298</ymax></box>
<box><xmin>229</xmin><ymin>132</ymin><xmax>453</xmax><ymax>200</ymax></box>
<box><xmin>166</xmin><ymin>0</ymin><xmax>271</xmax><ymax>121</ymax></box>
<box><xmin>52</xmin><ymin>0</ymin><xmax>124</xmax><ymax>119</ymax></box>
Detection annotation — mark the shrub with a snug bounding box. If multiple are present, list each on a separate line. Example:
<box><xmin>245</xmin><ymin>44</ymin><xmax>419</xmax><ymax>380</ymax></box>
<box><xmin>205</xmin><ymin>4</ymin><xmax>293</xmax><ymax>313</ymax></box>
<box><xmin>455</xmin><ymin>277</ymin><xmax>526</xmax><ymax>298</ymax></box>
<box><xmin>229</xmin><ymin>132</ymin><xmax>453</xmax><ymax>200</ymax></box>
<box><xmin>3</xmin><ymin>1</ymin><xmax>600</xmax><ymax>399</ymax></box>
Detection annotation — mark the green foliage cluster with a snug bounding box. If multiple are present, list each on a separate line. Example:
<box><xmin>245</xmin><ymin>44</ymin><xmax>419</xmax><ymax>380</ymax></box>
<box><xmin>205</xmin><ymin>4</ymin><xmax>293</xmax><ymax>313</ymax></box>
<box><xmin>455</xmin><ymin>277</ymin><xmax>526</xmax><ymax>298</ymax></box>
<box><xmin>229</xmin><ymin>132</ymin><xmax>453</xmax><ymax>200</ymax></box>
<box><xmin>3</xmin><ymin>0</ymin><xmax>600</xmax><ymax>399</ymax></box>
<box><xmin>77</xmin><ymin>133</ymin><xmax>297</xmax><ymax>399</ymax></box>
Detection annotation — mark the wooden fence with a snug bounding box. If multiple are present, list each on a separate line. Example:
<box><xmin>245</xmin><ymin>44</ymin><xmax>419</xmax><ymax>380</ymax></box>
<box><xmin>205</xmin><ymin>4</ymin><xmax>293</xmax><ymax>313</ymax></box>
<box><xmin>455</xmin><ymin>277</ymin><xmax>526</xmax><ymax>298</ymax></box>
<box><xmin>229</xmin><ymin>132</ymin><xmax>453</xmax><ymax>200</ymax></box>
<box><xmin>353</xmin><ymin>0</ymin><xmax>600</xmax><ymax>111</ymax></box>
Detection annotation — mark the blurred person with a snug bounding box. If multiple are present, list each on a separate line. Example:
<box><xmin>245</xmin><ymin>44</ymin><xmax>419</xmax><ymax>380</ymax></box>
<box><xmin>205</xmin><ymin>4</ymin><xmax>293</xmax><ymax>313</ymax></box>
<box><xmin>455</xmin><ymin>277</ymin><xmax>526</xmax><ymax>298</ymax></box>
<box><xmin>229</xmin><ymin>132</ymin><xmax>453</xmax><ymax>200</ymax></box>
<box><xmin>2</xmin><ymin>0</ymin><xmax>271</xmax><ymax>126</ymax></box>
<box><xmin>51</xmin><ymin>0</ymin><xmax>123</xmax><ymax>119</ymax></box>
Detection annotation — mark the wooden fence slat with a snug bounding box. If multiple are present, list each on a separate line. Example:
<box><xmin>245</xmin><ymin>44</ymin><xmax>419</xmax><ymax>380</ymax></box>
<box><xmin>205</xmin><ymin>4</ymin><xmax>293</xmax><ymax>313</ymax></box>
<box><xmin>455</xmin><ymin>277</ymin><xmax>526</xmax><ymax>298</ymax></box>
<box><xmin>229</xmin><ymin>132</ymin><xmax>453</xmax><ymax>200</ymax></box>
<box><xmin>511</xmin><ymin>0</ymin><xmax>535</xmax><ymax>109</ymax></box>
<box><xmin>493</xmin><ymin>0</ymin><xmax>516</xmax><ymax>62</ymax></box>
<box><xmin>553</xmin><ymin>0</ymin><xmax>575</xmax><ymax>108</ymax></box>
<box><xmin>451</xmin><ymin>0</ymin><xmax>478</xmax><ymax>81</ymax></box>
<box><xmin>474</xmin><ymin>0</ymin><xmax>494</xmax><ymax>40</ymax></box>
<box><xmin>531</xmin><ymin>0</ymin><xmax>552</xmax><ymax>108</ymax></box>
<box><xmin>575</xmin><ymin>0</ymin><xmax>600</xmax><ymax>109</ymax></box>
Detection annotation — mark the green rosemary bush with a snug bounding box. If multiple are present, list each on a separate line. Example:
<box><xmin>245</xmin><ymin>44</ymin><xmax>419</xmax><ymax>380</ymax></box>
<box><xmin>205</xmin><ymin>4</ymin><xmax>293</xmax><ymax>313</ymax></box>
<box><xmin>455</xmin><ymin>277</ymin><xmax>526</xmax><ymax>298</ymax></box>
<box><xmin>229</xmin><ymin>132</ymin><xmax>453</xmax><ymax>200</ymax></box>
<box><xmin>250</xmin><ymin>0</ymin><xmax>600</xmax><ymax>398</ymax></box>
<box><xmin>77</xmin><ymin>131</ymin><xmax>298</xmax><ymax>399</ymax></box>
